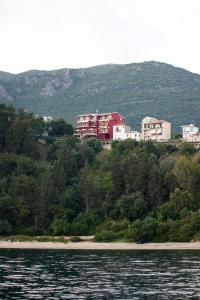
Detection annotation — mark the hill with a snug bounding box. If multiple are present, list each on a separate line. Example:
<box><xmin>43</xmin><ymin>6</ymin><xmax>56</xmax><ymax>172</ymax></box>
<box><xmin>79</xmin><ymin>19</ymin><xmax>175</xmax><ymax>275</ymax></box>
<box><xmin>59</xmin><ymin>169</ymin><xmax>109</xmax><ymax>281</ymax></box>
<box><xmin>1</xmin><ymin>61</ymin><xmax>200</xmax><ymax>131</ymax></box>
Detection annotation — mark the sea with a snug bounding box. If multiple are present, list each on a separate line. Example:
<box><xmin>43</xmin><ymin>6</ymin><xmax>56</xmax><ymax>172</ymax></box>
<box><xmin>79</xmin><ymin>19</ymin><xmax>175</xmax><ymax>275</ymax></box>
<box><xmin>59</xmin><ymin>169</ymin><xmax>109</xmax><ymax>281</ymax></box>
<box><xmin>0</xmin><ymin>249</ymin><xmax>200</xmax><ymax>299</ymax></box>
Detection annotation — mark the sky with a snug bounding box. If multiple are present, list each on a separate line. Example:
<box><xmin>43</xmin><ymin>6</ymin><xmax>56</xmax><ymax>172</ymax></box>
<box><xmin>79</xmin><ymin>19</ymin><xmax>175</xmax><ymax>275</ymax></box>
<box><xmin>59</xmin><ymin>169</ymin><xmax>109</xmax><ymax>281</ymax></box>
<box><xmin>1</xmin><ymin>0</ymin><xmax>200</xmax><ymax>74</ymax></box>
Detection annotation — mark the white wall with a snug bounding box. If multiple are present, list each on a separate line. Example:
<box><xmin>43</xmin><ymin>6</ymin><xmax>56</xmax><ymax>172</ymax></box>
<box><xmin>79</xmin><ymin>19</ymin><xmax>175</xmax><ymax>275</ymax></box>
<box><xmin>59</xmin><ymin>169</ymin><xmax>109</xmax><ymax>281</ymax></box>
<box><xmin>113</xmin><ymin>125</ymin><xmax>140</xmax><ymax>141</ymax></box>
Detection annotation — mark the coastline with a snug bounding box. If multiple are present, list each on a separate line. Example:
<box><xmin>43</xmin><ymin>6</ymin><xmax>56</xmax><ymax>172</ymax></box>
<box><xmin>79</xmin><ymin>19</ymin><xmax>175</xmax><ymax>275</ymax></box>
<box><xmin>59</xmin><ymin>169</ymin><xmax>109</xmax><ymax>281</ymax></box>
<box><xmin>1</xmin><ymin>241</ymin><xmax>200</xmax><ymax>250</ymax></box>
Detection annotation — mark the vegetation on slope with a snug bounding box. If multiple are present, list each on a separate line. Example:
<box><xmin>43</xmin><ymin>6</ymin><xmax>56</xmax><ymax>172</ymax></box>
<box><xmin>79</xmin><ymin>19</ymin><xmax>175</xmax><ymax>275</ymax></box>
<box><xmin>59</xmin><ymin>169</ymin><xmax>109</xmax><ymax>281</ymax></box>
<box><xmin>1</xmin><ymin>61</ymin><xmax>200</xmax><ymax>131</ymax></box>
<box><xmin>1</xmin><ymin>104</ymin><xmax>200</xmax><ymax>242</ymax></box>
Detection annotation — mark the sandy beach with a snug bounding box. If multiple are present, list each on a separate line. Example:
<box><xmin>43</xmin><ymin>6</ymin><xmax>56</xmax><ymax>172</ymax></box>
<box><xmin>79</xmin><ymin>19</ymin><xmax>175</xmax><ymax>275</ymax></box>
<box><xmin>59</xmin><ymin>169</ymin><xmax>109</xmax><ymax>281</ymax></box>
<box><xmin>1</xmin><ymin>241</ymin><xmax>200</xmax><ymax>250</ymax></box>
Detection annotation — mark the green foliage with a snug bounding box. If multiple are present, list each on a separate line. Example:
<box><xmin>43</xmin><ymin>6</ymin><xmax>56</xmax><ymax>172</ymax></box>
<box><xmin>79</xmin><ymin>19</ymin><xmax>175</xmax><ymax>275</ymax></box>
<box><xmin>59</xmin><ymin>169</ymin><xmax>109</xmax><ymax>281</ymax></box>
<box><xmin>36</xmin><ymin>236</ymin><xmax>59</xmax><ymax>242</ymax></box>
<box><xmin>86</xmin><ymin>138</ymin><xmax>102</xmax><ymax>153</ymax></box>
<box><xmin>179</xmin><ymin>143</ymin><xmax>196</xmax><ymax>155</ymax></box>
<box><xmin>173</xmin><ymin>133</ymin><xmax>182</xmax><ymax>140</ymax></box>
<box><xmin>0</xmin><ymin>219</ymin><xmax>12</xmax><ymax>235</ymax></box>
<box><xmin>70</xmin><ymin>236</ymin><xmax>81</xmax><ymax>242</ymax></box>
<box><xmin>170</xmin><ymin>188</ymin><xmax>195</xmax><ymax>212</ymax></box>
<box><xmin>9</xmin><ymin>235</ymin><xmax>34</xmax><ymax>242</ymax></box>
<box><xmin>127</xmin><ymin>217</ymin><xmax>158</xmax><ymax>242</ymax></box>
<box><xmin>95</xmin><ymin>230</ymin><xmax>118</xmax><ymax>242</ymax></box>
<box><xmin>96</xmin><ymin>219</ymin><xmax>129</xmax><ymax>233</ymax></box>
<box><xmin>50</xmin><ymin>119</ymin><xmax>74</xmax><ymax>136</ymax></box>
<box><xmin>0</xmin><ymin>235</ymin><xmax>68</xmax><ymax>243</ymax></box>
<box><xmin>117</xmin><ymin>192</ymin><xmax>147</xmax><ymax>221</ymax></box>
<box><xmin>1</xmin><ymin>104</ymin><xmax>200</xmax><ymax>242</ymax></box>
<box><xmin>0</xmin><ymin>104</ymin><xmax>16</xmax><ymax>151</ymax></box>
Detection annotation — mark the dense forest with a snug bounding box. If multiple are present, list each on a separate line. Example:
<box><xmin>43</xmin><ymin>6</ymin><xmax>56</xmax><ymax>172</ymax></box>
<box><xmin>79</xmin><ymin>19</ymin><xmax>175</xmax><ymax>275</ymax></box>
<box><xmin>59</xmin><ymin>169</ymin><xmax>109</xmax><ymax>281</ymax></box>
<box><xmin>1</xmin><ymin>103</ymin><xmax>200</xmax><ymax>242</ymax></box>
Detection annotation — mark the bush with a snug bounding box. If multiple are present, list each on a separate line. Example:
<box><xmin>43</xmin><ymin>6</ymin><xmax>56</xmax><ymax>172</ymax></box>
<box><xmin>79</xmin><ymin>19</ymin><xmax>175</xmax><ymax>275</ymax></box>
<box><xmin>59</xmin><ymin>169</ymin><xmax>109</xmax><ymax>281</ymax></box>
<box><xmin>96</xmin><ymin>219</ymin><xmax>129</xmax><ymax>233</ymax></box>
<box><xmin>70</xmin><ymin>236</ymin><xmax>81</xmax><ymax>242</ymax></box>
<box><xmin>86</xmin><ymin>138</ymin><xmax>102</xmax><ymax>153</ymax></box>
<box><xmin>36</xmin><ymin>236</ymin><xmax>56</xmax><ymax>242</ymax></box>
<box><xmin>95</xmin><ymin>230</ymin><xmax>117</xmax><ymax>242</ymax></box>
<box><xmin>126</xmin><ymin>217</ymin><xmax>158</xmax><ymax>242</ymax></box>
<box><xmin>154</xmin><ymin>222</ymin><xmax>169</xmax><ymax>242</ymax></box>
<box><xmin>9</xmin><ymin>235</ymin><xmax>34</xmax><ymax>242</ymax></box>
<box><xmin>55</xmin><ymin>236</ymin><xmax>68</xmax><ymax>243</ymax></box>
<box><xmin>179</xmin><ymin>143</ymin><xmax>196</xmax><ymax>155</ymax></box>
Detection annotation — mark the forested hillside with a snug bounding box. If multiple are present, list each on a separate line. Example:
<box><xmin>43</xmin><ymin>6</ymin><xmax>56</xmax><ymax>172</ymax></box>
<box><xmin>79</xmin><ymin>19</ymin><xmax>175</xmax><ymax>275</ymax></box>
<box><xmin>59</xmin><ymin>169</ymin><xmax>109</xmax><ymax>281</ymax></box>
<box><xmin>1</xmin><ymin>104</ymin><xmax>200</xmax><ymax>242</ymax></box>
<box><xmin>1</xmin><ymin>61</ymin><xmax>200</xmax><ymax>131</ymax></box>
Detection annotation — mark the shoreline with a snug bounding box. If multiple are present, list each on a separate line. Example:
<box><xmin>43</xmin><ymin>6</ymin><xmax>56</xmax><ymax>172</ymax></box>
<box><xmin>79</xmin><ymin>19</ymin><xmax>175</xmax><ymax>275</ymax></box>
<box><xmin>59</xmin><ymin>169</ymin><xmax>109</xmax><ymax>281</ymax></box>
<box><xmin>1</xmin><ymin>241</ymin><xmax>200</xmax><ymax>250</ymax></box>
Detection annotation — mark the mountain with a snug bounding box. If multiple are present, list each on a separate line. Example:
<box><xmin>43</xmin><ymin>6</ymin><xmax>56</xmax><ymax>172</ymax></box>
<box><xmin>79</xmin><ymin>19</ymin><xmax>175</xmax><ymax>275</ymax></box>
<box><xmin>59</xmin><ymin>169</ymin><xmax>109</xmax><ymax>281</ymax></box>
<box><xmin>1</xmin><ymin>61</ymin><xmax>200</xmax><ymax>131</ymax></box>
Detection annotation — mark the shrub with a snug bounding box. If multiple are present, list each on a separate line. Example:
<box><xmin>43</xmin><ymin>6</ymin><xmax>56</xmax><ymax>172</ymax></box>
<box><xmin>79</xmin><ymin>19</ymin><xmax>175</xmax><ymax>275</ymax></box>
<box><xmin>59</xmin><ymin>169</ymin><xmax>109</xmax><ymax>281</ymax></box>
<box><xmin>126</xmin><ymin>217</ymin><xmax>158</xmax><ymax>242</ymax></box>
<box><xmin>154</xmin><ymin>222</ymin><xmax>169</xmax><ymax>242</ymax></box>
<box><xmin>36</xmin><ymin>236</ymin><xmax>56</xmax><ymax>242</ymax></box>
<box><xmin>9</xmin><ymin>235</ymin><xmax>34</xmax><ymax>242</ymax></box>
<box><xmin>70</xmin><ymin>236</ymin><xmax>81</xmax><ymax>242</ymax></box>
<box><xmin>95</xmin><ymin>230</ymin><xmax>117</xmax><ymax>242</ymax></box>
<box><xmin>168</xmin><ymin>219</ymin><xmax>194</xmax><ymax>242</ymax></box>
<box><xmin>55</xmin><ymin>236</ymin><xmax>68</xmax><ymax>243</ymax></box>
<box><xmin>179</xmin><ymin>143</ymin><xmax>196</xmax><ymax>155</ymax></box>
<box><xmin>96</xmin><ymin>219</ymin><xmax>129</xmax><ymax>233</ymax></box>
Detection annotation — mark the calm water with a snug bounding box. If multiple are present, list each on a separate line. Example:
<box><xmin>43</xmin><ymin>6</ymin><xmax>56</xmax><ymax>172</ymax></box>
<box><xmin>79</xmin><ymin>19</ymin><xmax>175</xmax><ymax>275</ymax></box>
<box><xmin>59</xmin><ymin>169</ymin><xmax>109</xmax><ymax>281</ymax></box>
<box><xmin>0</xmin><ymin>249</ymin><xmax>200</xmax><ymax>299</ymax></box>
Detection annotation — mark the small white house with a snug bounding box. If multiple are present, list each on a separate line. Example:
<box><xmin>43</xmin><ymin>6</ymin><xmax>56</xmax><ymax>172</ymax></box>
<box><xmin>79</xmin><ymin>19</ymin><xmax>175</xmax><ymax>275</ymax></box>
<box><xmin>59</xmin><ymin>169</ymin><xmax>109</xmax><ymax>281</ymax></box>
<box><xmin>181</xmin><ymin>124</ymin><xmax>200</xmax><ymax>142</ymax></box>
<box><xmin>113</xmin><ymin>124</ymin><xmax>141</xmax><ymax>141</ymax></box>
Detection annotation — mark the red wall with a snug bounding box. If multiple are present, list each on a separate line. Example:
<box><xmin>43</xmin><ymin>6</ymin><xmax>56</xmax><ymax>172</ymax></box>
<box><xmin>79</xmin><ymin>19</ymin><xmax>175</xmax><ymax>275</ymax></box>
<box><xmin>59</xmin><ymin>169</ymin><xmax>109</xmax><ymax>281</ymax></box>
<box><xmin>97</xmin><ymin>113</ymin><xmax>124</xmax><ymax>140</ymax></box>
<box><xmin>75</xmin><ymin>112</ymin><xmax>124</xmax><ymax>141</ymax></box>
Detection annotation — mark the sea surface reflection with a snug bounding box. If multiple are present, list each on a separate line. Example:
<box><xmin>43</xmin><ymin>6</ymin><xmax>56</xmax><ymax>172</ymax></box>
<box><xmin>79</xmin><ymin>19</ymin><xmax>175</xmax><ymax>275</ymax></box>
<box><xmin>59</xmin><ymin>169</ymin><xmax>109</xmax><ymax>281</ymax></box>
<box><xmin>0</xmin><ymin>249</ymin><xmax>200</xmax><ymax>299</ymax></box>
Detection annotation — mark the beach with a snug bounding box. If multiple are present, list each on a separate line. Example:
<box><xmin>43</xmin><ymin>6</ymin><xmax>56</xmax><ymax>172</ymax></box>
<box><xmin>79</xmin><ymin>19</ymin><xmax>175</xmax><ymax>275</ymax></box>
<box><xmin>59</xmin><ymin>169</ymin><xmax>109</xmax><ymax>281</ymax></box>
<box><xmin>1</xmin><ymin>241</ymin><xmax>200</xmax><ymax>250</ymax></box>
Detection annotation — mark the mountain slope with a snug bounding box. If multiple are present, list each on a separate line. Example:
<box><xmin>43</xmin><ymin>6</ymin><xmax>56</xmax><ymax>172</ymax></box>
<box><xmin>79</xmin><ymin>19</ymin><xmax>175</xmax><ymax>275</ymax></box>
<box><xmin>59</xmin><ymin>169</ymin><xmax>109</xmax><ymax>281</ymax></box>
<box><xmin>1</xmin><ymin>61</ymin><xmax>200</xmax><ymax>131</ymax></box>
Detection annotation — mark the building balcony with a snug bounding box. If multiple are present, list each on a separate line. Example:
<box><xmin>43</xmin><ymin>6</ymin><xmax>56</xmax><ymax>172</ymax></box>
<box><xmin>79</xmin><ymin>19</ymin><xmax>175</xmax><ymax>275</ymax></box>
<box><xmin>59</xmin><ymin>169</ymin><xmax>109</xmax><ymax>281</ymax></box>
<box><xmin>151</xmin><ymin>128</ymin><xmax>162</xmax><ymax>134</ymax></box>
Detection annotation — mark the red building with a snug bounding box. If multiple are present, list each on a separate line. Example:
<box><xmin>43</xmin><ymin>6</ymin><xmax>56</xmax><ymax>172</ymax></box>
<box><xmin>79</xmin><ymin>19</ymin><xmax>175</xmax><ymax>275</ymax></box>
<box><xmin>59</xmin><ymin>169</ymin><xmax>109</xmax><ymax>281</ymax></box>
<box><xmin>74</xmin><ymin>112</ymin><xmax>124</xmax><ymax>141</ymax></box>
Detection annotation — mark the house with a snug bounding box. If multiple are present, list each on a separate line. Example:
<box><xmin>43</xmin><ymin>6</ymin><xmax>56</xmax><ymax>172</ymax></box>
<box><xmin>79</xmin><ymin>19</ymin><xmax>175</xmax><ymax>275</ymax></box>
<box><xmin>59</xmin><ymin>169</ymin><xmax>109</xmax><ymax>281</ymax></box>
<box><xmin>141</xmin><ymin>116</ymin><xmax>171</xmax><ymax>142</ymax></box>
<box><xmin>74</xmin><ymin>112</ymin><xmax>124</xmax><ymax>141</ymax></box>
<box><xmin>113</xmin><ymin>124</ymin><xmax>141</xmax><ymax>141</ymax></box>
<box><xmin>181</xmin><ymin>124</ymin><xmax>200</xmax><ymax>142</ymax></box>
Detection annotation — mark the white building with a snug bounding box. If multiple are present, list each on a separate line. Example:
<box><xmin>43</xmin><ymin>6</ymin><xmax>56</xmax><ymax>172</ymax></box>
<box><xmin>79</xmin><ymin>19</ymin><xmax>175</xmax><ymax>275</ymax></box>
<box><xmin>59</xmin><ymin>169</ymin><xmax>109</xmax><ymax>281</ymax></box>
<box><xmin>181</xmin><ymin>124</ymin><xmax>200</xmax><ymax>142</ymax></box>
<box><xmin>43</xmin><ymin>116</ymin><xmax>53</xmax><ymax>122</ymax></box>
<box><xmin>141</xmin><ymin>116</ymin><xmax>171</xmax><ymax>142</ymax></box>
<box><xmin>113</xmin><ymin>124</ymin><xmax>141</xmax><ymax>141</ymax></box>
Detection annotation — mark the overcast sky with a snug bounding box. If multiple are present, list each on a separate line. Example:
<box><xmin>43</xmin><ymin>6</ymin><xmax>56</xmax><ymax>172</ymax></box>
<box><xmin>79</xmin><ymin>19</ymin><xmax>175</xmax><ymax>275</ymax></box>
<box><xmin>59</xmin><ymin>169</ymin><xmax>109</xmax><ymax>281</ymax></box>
<box><xmin>1</xmin><ymin>0</ymin><xmax>200</xmax><ymax>74</ymax></box>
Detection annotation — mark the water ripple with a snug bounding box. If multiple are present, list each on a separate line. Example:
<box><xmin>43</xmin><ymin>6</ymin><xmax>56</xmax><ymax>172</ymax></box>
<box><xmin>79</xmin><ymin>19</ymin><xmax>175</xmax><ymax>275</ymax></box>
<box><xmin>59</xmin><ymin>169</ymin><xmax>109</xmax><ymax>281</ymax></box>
<box><xmin>0</xmin><ymin>250</ymin><xmax>200</xmax><ymax>299</ymax></box>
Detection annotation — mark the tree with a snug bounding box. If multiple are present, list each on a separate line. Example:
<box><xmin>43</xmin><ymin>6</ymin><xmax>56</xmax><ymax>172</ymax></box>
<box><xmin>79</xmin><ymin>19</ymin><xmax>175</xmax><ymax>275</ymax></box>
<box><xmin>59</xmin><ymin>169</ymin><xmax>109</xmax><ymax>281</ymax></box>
<box><xmin>80</xmin><ymin>161</ymin><xmax>94</xmax><ymax>214</ymax></box>
<box><xmin>10</xmin><ymin>174</ymin><xmax>39</xmax><ymax>227</ymax></box>
<box><xmin>179</xmin><ymin>143</ymin><xmax>196</xmax><ymax>156</ymax></box>
<box><xmin>50</xmin><ymin>119</ymin><xmax>74</xmax><ymax>136</ymax></box>
<box><xmin>172</xmin><ymin>157</ymin><xmax>200</xmax><ymax>194</ymax></box>
<box><xmin>147</xmin><ymin>154</ymin><xmax>162</xmax><ymax>207</ymax></box>
<box><xmin>0</xmin><ymin>104</ymin><xmax>16</xmax><ymax>151</ymax></box>
<box><xmin>117</xmin><ymin>192</ymin><xmax>147</xmax><ymax>221</ymax></box>
<box><xmin>127</xmin><ymin>217</ymin><xmax>157</xmax><ymax>242</ymax></box>
<box><xmin>6</xmin><ymin>118</ymin><xmax>39</xmax><ymax>158</ymax></box>
<box><xmin>170</xmin><ymin>188</ymin><xmax>195</xmax><ymax>212</ymax></box>
<box><xmin>122</xmin><ymin>153</ymin><xmax>147</xmax><ymax>194</ymax></box>
<box><xmin>86</xmin><ymin>138</ymin><xmax>102</xmax><ymax>153</ymax></box>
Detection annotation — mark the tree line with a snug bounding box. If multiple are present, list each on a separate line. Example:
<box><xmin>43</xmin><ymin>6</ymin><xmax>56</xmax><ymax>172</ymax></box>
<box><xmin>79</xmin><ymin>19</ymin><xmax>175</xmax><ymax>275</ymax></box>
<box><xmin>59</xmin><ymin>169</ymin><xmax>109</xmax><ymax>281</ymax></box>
<box><xmin>0</xmin><ymin>103</ymin><xmax>200</xmax><ymax>242</ymax></box>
